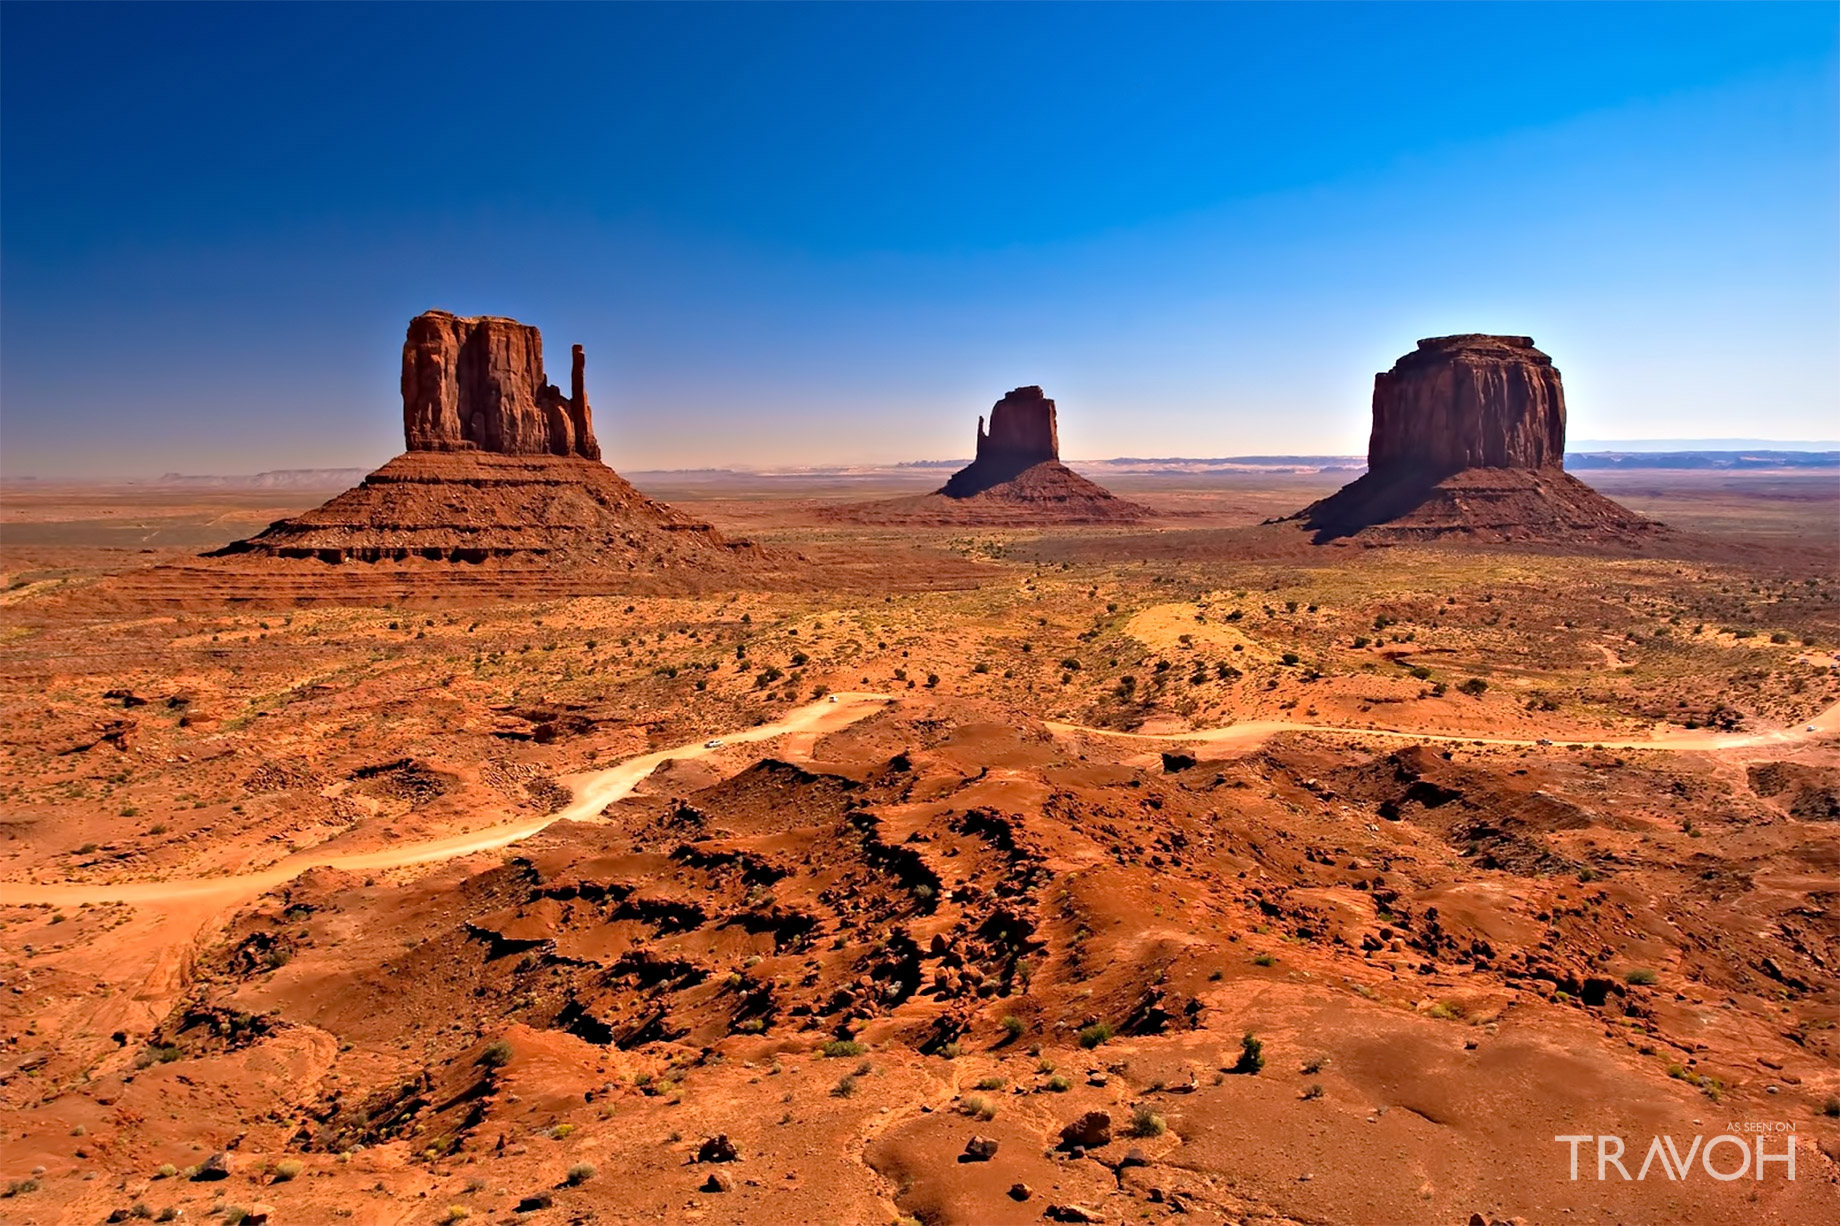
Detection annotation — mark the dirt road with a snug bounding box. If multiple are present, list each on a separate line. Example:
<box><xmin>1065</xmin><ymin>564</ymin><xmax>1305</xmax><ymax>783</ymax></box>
<box><xmin>0</xmin><ymin>692</ymin><xmax>897</xmax><ymax>909</ymax></box>
<box><xmin>6</xmin><ymin>692</ymin><xmax>1831</xmax><ymax>913</ymax></box>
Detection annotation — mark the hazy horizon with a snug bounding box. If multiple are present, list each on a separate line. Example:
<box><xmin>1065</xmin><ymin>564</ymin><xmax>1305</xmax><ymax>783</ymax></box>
<box><xmin>3</xmin><ymin>2</ymin><xmax>1836</xmax><ymax>478</ymax></box>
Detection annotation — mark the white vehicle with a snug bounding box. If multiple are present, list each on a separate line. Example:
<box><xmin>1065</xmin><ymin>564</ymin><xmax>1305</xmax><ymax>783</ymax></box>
<box><xmin>828</xmin><ymin>695</ymin><xmax>839</xmax><ymax>703</ymax></box>
<box><xmin>704</xmin><ymin>739</ymin><xmax>723</xmax><ymax>749</ymax></box>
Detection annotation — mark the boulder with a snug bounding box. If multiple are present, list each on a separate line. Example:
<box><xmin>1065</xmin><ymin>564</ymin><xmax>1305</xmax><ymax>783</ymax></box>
<box><xmin>961</xmin><ymin>1134</ymin><xmax>999</xmax><ymax>1162</ymax></box>
<box><xmin>191</xmin><ymin>1151</ymin><xmax>230</xmax><ymax>1181</ymax></box>
<box><xmin>696</xmin><ymin>1133</ymin><xmax>739</xmax><ymax>1163</ymax></box>
<box><xmin>1058</xmin><ymin>1110</ymin><xmax>1112</xmax><ymax>1150</ymax></box>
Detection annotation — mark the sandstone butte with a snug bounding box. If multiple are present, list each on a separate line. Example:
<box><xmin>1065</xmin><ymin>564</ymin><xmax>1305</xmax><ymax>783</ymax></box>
<box><xmin>1291</xmin><ymin>334</ymin><xmax>1660</xmax><ymax>543</ymax></box>
<box><xmin>155</xmin><ymin>311</ymin><xmax>793</xmax><ymax>598</ymax></box>
<box><xmin>831</xmin><ymin>386</ymin><xmax>1151</xmax><ymax>525</ymax></box>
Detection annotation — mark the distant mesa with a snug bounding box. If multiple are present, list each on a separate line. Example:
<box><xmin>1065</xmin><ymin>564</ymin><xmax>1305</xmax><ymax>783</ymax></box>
<box><xmin>1289</xmin><ymin>334</ymin><xmax>1661</xmax><ymax>543</ymax></box>
<box><xmin>942</xmin><ymin>385</ymin><xmax>1061</xmax><ymax>496</ymax></box>
<box><xmin>157</xmin><ymin>311</ymin><xmax>794</xmax><ymax>598</ymax></box>
<box><xmin>829</xmin><ymin>386</ymin><xmax>1151</xmax><ymax>525</ymax></box>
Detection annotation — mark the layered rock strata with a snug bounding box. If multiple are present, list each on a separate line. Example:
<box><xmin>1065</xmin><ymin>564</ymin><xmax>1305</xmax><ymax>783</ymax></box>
<box><xmin>401</xmin><ymin>311</ymin><xmax>599</xmax><ymax>459</ymax></box>
<box><xmin>1292</xmin><ymin>334</ymin><xmax>1657</xmax><ymax>543</ymax></box>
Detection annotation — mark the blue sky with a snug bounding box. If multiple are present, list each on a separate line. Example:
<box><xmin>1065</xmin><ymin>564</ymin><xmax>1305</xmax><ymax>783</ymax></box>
<box><xmin>2</xmin><ymin>2</ymin><xmax>1835</xmax><ymax>475</ymax></box>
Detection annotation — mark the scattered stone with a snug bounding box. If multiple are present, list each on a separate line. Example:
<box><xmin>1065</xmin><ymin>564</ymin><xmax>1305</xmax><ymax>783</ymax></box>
<box><xmin>961</xmin><ymin>1135</ymin><xmax>999</xmax><ymax>1162</ymax></box>
<box><xmin>1008</xmin><ymin>1181</ymin><xmax>1033</xmax><ymax>1201</ymax></box>
<box><xmin>243</xmin><ymin>1206</ymin><xmax>274</xmax><ymax>1225</ymax></box>
<box><xmin>1046</xmin><ymin>1204</ymin><xmax>1107</xmax><ymax>1223</ymax></box>
<box><xmin>1120</xmin><ymin>1146</ymin><xmax>1149</xmax><ymax>1167</ymax></box>
<box><xmin>701</xmin><ymin>1171</ymin><xmax>733</xmax><ymax>1193</ymax></box>
<box><xmin>191</xmin><ymin>1152</ymin><xmax>230</xmax><ymax>1181</ymax></box>
<box><xmin>1161</xmin><ymin>751</ymin><xmax>1197</xmax><ymax>773</ymax></box>
<box><xmin>516</xmin><ymin>1191</ymin><xmax>553</xmax><ymax>1212</ymax></box>
<box><xmin>696</xmin><ymin>1134</ymin><xmax>739</xmax><ymax>1163</ymax></box>
<box><xmin>1058</xmin><ymin>1110</ymin><xmax>1112</xmax><ymax>1150</ymax></box>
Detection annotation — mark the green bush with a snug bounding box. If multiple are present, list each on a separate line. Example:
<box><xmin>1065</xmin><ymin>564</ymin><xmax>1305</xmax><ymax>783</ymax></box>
<box><xmin>1129</xmin><ymin>1106</ymin><xmax>1167</xmax><ymax>1137</ymax></box>
<box><xmin>822</xmin><ymin>1039</ymin><xmax>865</xmax><ymax>1058</ymax></box>
<box><xmin>1078</xmin><ymin>1022</ymin><xmax>1114</xmax><ymax>1049</ymax></box>
<box><xmin>1232</xmin><ymin>1032</ymin><xmax>1264</xmax><ymax>1075</ymax></box>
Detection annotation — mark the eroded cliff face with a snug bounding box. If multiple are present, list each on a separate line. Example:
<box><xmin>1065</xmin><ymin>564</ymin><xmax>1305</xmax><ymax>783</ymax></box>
<box><xmin>1368</xmin><ymin>335</ymin><xmax>1564</xmax><ymax>473</ymax></box>
<box><xmin>943</xmin><ymin>387</ymin><xmax>1062</xmax><ymax>497</ymax></box>
<box><xmin>401</xmin><ymin>311</ymin><xmax>600</xmax><ymax>460</ymax></box>
<box><xmin>976</xmin><ymin>385</ymin><xmax>1060</xmax><ymax>468</ymax></box>
<box><xmin>1290</xmin><ymin>334</ymin><xmax>1655</xmax><ymax>542</ymax></box>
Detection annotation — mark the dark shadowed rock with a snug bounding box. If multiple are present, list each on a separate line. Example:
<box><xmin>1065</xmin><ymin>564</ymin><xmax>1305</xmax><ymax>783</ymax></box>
<box><xmin>1369</xmin><ymin>335</ymin><xmax>1563</xmax><ymax>474</ymax></box>
<box><xmin>961</xmin><ymin>1134</ymin><xmax>999</xmax><ymax>1161</ymax></box>
<box><xmin>696</xmin><ymin>1133</ymin><xmax>739</xmax><ymax>1163</ymax></box>
<box><xmin>942</xmin><ymin>386</ymin><xmax>1063</xmax><ymax>496</ymax></box>
<box><xmin>1058</xmin><ymin>1110</ymin><xmax>1112</xmax><ymax>1150</ymax></box>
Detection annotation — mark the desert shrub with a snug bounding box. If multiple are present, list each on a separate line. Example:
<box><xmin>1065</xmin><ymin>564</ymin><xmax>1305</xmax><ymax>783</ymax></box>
<box><xmin>822</xmin><ymin>1039</ymin><xmax>865</xmax><ymax>1058</ymax></box>
<box><xmin>1253</xmin><ymin>952</ymin><xmax>1276</xmax><ymax>967</ymax></box>
<box><xmin>832</xmin><ymin>1074</ymin><xmax>858</xmax><ymax>1097</ymax></box>
<box><xmin>1300</xmin><ymin>1057</ymin><xmax>1326</xmax><ymax>1075</ymax></box>
<box><xmin>1232</xmin><ymin>1032</ymin><xmax>1264</xmax><ymax>1075</ymax></box>
<box><xmin>958</xmin><ymin>1094</ymin><xmax>997</xmax><ymax>1121</ymax></box>
<box><xmin>1078</xmin><ymin>1022</ymin><xmax>1114</xmax><ymax>1049</ymax></box>
<box><xmin>1625</xmin><ymin>968</ymin><xmax>1659</xmax><ymax>985</ymax></box>
<box><xmin>1822</xmin><ymin>1097</ymin><xmax>1840</xmax><ymax>1118</ymax></box>
<box><xmin>1129</xmin><ymin>1106</ymin><xmax>1167</xmax><ymax>1137</ymax></box>
<box><xmin>1281</xmin><ymin>652</ymin><xmax>1301</xmax><ymax>666</ymax></box>
<box><xmin>443</xmin><ymin>1208</ymin><xmax>471</xmax><ymax>1223</ymax></box>
<box><xmin>564</xmin><ymin>1163</ymin><xmax>595</xmax><ymax>1186</ymax></box>
<box><xmin>272</xmin><ymin>1159</ymin><xmax>303</xmax><ymax>1181</ymax></box>
<box><xmin>1000</xmin><ymin>1015</ymin><xmax>1025</xmax><ymax>1040</ymax></box>
<box><xmin>478</xmin><ymin>1040</ymin><xmax>513</xmax><ymax>1068</ymax></box>
<box><xmin>549</xmin><ymin>1124</ymin><xmax>574</xmax><ymax>1140</ymax></box>
<box><xmin>1046</xmin><ymin>1074</ymin><xmax>1071</xmax><ymax>1092</ymax></box>
<box><xmin>1457</xmin><ymin>678</ymin><xmax>1489</xmax><ymax>696</ymax></box>
<box><xmin>974</xmin><ymin>1076</ymin><xmax>1005</xmax><ymax>1091</ymax></box>
<box><xmin>1301</xmin><ymin>1083</ymin><xmax>1324</xmax><ymax>1101</ymax></box>
<box><xmin>154</xmin><ymin>1164</ymin><xmax>177</xmax><ymax>1179</ymax></box>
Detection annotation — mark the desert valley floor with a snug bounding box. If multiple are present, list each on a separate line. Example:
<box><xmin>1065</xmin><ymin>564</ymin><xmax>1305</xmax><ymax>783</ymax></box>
<box><xmin>1</xmin><ymin>466</ymin><xmax>1837</xmax><ymax>1226</ymax></box>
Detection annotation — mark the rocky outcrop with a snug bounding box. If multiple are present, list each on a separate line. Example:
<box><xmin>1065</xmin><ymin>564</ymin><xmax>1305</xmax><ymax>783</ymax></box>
<box><xmin>942</xmin><ymin>386</ymin><xmax>1061</xmax><ymax>496</ymax></box>
<box><xmin>184</xmin><ymin>311</ymin><xmax>806</xmax><ymax>596</ymax></box>
<box><xmin>830</xmin><ymin>386</ymin><xmax>1149</xmax><ymax>525</ymax></box>
<box><xmin>401</xmin><ymin>311</ymin><xmax>599</xmax><ymax>460</ymax></box>
<box><xmin>1290</xmin><ymin>334</ymin><xmax>1657</xmax><ymax>543</ymax></box>
<box><xmin>1368</xmin><ymin>335</ymin><xmax>1564</xmax><ymax>474</ymax></box>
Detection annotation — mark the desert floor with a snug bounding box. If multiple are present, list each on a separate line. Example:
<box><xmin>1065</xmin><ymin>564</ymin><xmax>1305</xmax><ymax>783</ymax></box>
<box><xmin>1</xmin><ymin>467</ymin><xmax>1837</xmax><ymax>1226</ymax></box>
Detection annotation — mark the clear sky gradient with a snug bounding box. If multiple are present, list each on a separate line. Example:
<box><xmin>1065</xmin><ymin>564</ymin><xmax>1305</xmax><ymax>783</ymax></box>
<box><xmin>3</xmin><ymin>2</ymin><xmax>1835</xmax><ymax>476</ymax></box>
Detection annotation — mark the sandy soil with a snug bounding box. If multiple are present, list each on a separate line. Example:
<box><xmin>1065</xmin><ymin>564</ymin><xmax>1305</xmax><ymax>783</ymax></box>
<box><xmin>1</xmin><ymin>469</ymin><xmax>1836</xmax><ymax>1225</ymax></box>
